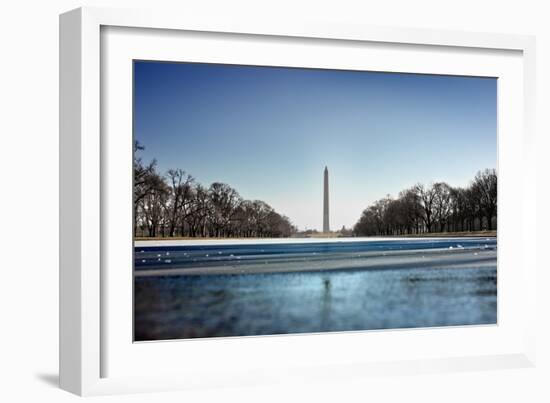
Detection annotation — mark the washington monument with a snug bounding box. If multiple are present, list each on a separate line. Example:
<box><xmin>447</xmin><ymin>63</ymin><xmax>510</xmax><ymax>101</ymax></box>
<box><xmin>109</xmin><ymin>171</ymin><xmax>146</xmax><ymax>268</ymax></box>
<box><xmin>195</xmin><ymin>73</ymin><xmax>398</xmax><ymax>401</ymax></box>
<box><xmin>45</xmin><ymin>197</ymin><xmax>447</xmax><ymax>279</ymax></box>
<box><xmin>323</xmin><ymin>166</ymin><xmax>330</xmax><ymax>232</ymax></box>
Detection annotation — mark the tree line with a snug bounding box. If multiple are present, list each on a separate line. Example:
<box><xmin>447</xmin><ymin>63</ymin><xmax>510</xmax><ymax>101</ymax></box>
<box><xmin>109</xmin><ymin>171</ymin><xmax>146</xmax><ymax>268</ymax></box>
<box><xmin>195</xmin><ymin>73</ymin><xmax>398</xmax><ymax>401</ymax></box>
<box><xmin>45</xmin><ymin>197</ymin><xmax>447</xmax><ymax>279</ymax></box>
<box><xmin>134</xmin><ymin>142</ymin><xmax>296</xmax><ymax>238</ymax></box>
<box><xmin>353</xmin><ymin>169</ymin><xmax>497</xmax><ymax>236</ymax></box>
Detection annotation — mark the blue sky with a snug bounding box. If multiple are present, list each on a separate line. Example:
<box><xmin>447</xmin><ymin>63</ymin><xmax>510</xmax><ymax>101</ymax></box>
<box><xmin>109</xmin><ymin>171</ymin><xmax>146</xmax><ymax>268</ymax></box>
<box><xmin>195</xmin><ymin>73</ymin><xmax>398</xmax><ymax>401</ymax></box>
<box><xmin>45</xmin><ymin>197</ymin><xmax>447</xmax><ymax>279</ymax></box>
<box><xmin>134</xmin><ymin>61</ymin><xmax>497</xmax><ymax>231</ymax></box>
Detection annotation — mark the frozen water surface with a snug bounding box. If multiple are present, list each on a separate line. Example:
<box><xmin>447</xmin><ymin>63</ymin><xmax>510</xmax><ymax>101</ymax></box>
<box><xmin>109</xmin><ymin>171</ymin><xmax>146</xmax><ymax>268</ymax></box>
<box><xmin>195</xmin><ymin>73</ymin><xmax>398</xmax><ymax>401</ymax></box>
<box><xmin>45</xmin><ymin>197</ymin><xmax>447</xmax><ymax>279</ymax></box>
<box><xmin>134</xmin><ymin>238</ymin><xmax>497</xmax><ymax>340</ymax></box>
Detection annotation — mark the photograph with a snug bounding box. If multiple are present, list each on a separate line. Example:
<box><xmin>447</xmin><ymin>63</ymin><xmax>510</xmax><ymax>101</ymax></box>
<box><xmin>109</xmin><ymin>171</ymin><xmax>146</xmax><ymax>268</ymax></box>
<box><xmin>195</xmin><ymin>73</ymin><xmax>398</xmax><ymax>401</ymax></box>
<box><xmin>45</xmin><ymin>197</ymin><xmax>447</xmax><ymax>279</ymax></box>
<box><xmin>133</xmin><ymin>60</ymin><xmax>497</xmax><ymax>341</ymax></box>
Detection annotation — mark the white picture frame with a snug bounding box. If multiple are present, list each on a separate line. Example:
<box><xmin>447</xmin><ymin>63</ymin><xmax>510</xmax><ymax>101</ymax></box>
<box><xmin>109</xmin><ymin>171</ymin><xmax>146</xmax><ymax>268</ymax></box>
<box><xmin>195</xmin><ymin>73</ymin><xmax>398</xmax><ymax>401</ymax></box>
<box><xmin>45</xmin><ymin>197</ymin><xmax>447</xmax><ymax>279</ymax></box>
<box><xmin>59</xmin><ymin>6</ymin><xmax>537</xmax><ymax>396</ymax></box>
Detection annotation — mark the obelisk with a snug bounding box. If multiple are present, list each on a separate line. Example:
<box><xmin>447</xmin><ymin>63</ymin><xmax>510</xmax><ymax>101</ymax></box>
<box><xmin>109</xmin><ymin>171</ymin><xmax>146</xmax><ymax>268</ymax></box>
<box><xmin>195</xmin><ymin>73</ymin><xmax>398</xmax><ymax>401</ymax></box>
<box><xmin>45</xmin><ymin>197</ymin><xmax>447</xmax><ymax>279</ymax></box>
<box><xmin>323</xmin><ymin>166</ymin><xmax>330</xmax><ymax>233</ymax></box>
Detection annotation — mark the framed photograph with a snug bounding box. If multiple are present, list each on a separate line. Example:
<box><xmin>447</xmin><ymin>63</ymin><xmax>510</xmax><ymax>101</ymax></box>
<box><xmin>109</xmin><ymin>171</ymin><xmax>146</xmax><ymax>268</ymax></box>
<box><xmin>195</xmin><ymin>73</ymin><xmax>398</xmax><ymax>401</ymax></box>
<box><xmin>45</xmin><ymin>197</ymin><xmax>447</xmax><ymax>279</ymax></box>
<box><xmin>60</xmin><ymin>7</ymin><xmax>537</xmax><ymax>396</ymax></box>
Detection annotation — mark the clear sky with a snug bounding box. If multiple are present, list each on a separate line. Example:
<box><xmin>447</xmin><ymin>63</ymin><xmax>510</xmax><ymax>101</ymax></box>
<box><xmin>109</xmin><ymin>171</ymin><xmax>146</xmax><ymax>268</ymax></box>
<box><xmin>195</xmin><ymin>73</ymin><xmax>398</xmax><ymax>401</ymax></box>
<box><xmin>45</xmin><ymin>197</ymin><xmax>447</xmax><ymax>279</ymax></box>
<box><xmin>134</xmin><ymin>61</ymin><xmax>497</xmax><ymax>231</ymax></box>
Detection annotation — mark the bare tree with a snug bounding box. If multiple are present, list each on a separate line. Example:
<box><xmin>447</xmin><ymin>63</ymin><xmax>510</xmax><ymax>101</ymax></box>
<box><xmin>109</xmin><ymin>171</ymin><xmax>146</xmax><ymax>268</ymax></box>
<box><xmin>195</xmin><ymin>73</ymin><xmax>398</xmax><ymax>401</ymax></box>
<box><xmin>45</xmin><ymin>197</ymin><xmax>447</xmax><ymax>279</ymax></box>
<box><xmin>473</xmin><ymin>169</ymin><xmax>497</xmax><ymax>230</ymax></box>
<box><xmin>166</xmin><ymin>169</ymin><xmax>194</xmax><ymax>237</ymax></box>
<box><xmin>399</xmin><ymin>188</ymin><xmax>423</xmax><ymax>234</ymax></box>
<box><xmin>133</xmin><ymin>143</ymin><xmax>296</xmax><ymax>238</ymax></box>
<box><xmin>186</xmin><ymin>185</ymin><xmax>211</xmax><ymax>237</ymax></box>
<box><xmin>248</xmin><ymin>200</ymin><xmax>274</xmax><ymax>237</ymax></box>
<box><xmin>353</xmin><ymin>169</ymin><xmax>497</xmax><ymax>236</ymax></box>
<box><xmin>134</xmin><ymin>141</ymin><xmax>160</xmax><ymax>208</ymax></box>
<box><xmin>133</xmin><ymin>141</ymin><xmax>166</xmax><ymax>236</ymax></box>
<box><xmin>432</xmin><ymin>182</ymin><xmax>452</xmax><ymax>232</ymax></box>
<box><xmin>139</xmin><ymin>182</ymin><xmax>169</xmax><ymax>237</ymax></box>
<box><xmin>208</xmin><ymin>183</ymin><xmax>242</xmax><ymax>237</ymax></box>
<box><xmin>414</xmin><ymin>183</ymin><xmax>437</xmax><ymax>233</ymax></box>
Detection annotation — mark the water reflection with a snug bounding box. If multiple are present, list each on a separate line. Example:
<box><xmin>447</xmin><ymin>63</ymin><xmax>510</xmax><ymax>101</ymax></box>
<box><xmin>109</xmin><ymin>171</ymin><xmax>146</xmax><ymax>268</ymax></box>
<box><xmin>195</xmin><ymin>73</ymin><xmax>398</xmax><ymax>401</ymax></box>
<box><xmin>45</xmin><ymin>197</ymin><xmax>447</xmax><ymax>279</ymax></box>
<box><xmin>321</xmin><ymin>277</ymin><xmax>332</xmax><ymax>331</ymax></box>
<box><xmin>134</xmin><ymin>264</ymin><xmax>497</xmax><ymax>341</ymax></box>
